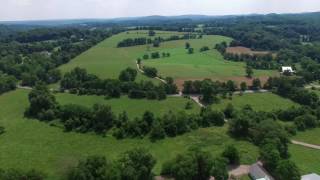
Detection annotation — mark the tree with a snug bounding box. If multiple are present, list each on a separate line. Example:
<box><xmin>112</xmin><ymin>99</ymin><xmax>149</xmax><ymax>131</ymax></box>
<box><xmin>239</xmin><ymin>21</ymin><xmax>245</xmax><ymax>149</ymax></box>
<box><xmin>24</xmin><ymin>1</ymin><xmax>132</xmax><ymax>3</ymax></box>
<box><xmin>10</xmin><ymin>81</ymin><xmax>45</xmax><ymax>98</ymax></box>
<box><xmin>260</xmin><ymin>143</ymin><xmax>280</xmax><ymax>171</ymax></box>
<box><xmin>119</xmin><ymin>67</ymin><xmax>137</xmax><ymax>82</ymax></box>
<box><xmin>275</xmin><ymin>160</ymin><xmax>301</xmax><ymax>180</ymax></box>
<box><xmin>200</xmin><ymin>108</ymin><xmax>225</xmax><ymax>127</ymax></box>
<box><xmin>224</xmin><ymin>103</ymin><xmax>234</xmax><ymax>119</ymax></box>
<box><xmin>188</xmin><ymin>48</ymin><xmax>194</xmax><ymax>54</ymax></box>
<box><xmin>246</xmin><ymin>66</ymin><xmax>253</xmax><ymax>78</ymax></box>
<box><xmin>117</xmin><ymin>148</ymin><xmax>156</xmax><ymax>180</ymax></box>
<box><xmin>25</xmin><ymin>84</ymin><xmax>58</xmax><ymax>120</ymax></box>
<box><xmin>150</xmin><ymin>119</ymin><xmax>166</xmax><ymax>141</ymax></box>
<box><xmin>185</xmin><ymin>42</ymin><xmax>190</xmax><ymax>49</ymax></box>
<box><xmin>67</xmin><ymin>156</ymin><xmax>113</xmax><ymax>180</ymax></box>
<box><xmin>148</xmin><ymin>30</ymin><xmax>156</xmax><ymax>36</ymax></box>
<box><xmin>143</xmin><ymin>66</ymin><xmax>158</xmax><ymax>78</ymax></box>
<box><xmin>91</xmin><ymin>104</ymin><xmax>115</xmax><ymax>134</ymax></box>
<box><xmin>222</xmin><ymin>145</ymin><xmax>240</xmax><ymax>165</ymax></box>
<box><xmin>240</xmin><ymin>82</ymin><xmax>247</xmax><ymax>91</ymax></box>
<box><xmin>200</xmin><ymin>46</ymin><xmax>210</xmax><ymax>52</ymax></box>
<box><xmin>252</xmin><ymin>78</ymin><xmax>261</xmax><ymax>90</ymax></box>
<box><xmin>226</xmin><ymin>80</ymin><xmax>237</xmax><ymax>92</ymax></box>
<box><xmin>294</xmin><ymin>114</ymin><xmax>318</xmax><ymax>130</ymax></box>
<box><xmin>0</xmin><ymin>169</ymin><xmax>46</xmax><ymax>180</ymax></box>
<box><xmin>210</xmin><ymin>157</ymin><xmax>228</xmax><ymax>180</ymax></box>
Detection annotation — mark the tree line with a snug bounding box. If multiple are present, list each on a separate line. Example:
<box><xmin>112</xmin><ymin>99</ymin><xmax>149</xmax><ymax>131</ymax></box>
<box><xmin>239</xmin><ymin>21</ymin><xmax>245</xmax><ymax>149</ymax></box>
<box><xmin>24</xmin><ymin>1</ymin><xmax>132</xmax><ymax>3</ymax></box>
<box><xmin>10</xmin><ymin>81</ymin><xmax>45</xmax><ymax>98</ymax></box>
<box><xmin>60</xmin><ymin>67</ymin><xmax>178</xmax><ymax>100</ymax></box>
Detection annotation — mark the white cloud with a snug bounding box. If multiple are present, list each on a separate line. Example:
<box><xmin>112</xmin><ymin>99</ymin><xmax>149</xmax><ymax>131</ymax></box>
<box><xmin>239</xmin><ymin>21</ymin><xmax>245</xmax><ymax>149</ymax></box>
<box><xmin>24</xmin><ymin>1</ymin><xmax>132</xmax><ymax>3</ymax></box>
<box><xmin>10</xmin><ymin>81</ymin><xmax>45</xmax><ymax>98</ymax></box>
<box><xmin>0</xmin><ymin>0</ymin><xmax>320</xmax><ymax>21</ymax></box>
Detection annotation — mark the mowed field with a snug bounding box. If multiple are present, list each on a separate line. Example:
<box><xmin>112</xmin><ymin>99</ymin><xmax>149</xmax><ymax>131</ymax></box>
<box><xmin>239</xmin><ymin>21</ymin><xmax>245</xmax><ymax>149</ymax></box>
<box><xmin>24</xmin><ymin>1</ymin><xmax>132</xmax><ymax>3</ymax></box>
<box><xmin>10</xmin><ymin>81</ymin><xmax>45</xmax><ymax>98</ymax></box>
<box><xmin>0</xmin><ymin>89</ymin><xmax>259</xmax><ymax>179</ymax></box>
<box><xmin>293</xmin><ymin>128</ymin><xmax>320</xmax><ymax>145</ymax></box>
<box><xmin>290</xmin><ymin>144</ymin><xmax>320</xmax><ymax>175</ymax></box>
<box><xmin>59</xmin><ymin>30</ymin><xmax>277</xmax><ymax>86</ymax></box>
<box><xmin>211</xmin><ymin>93</ymin><xmax>299</xmax><ymax>112</ymax></box>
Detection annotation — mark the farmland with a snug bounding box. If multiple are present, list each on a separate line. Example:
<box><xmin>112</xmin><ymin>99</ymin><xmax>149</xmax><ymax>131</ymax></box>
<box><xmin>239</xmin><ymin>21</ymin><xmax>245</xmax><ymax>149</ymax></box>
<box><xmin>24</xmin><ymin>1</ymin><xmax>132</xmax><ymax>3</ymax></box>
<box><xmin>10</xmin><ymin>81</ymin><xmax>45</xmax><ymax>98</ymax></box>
<box><xmin>0</xmin><ymin>89</ymin><xmax>259</xmax><ymax>179</ymax></box>
<box><xmin>59</xmin><ymin>30</ymin><xmax>277</xmax><ymax>85</ymax></box>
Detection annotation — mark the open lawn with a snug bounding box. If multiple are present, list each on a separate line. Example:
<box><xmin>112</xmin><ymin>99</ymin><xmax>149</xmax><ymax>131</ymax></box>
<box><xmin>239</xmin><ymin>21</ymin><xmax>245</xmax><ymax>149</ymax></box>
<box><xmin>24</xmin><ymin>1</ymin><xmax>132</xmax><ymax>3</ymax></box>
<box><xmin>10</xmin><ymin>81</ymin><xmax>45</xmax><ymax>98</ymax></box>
<box><xmin>293</xmin><ymin>128</ymin><xmax>320</xmax><ymax>146</ymax></box>
<box><xmin>0</xmin><ymin>89</ymin><xmax>259</xmax><ymax>179</ymax></box>
<box><xmin>211</xmin><ymin>93</ymin><xmax>298</xmax><ymax>112</ymax></box>
<box><xmin>290</xmin><ymin>144</ymin><xmax>320</xmax><ymax>175</ymax></box>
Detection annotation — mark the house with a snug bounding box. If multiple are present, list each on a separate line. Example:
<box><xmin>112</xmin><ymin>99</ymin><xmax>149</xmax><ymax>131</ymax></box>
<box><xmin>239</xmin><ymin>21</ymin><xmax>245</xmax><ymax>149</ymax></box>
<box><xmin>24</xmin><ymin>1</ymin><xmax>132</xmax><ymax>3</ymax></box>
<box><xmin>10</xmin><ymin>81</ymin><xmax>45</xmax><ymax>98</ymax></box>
<box><xmin>302</xmin><ymin>173</ymin><xmax>320</xmax><ymax>180</ymax></box>
<box><xmin>249</xmin><ymin>163</ymin><xmax>274</xmax><ymax>180</ymax></box>
<box><xmin>281</xmin><ymin>66</ymin><xmax>295</xmax><ymax>74</ymax></box>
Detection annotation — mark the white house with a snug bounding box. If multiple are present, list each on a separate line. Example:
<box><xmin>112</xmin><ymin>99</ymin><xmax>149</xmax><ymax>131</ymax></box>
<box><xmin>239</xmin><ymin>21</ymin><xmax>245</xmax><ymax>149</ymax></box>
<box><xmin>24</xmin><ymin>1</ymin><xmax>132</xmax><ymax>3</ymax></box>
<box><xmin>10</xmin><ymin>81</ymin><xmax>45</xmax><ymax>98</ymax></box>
<box><xmin>281</xmin><ymin>66</ymin><xmax>295</xmax><ymax>74</ymax></box>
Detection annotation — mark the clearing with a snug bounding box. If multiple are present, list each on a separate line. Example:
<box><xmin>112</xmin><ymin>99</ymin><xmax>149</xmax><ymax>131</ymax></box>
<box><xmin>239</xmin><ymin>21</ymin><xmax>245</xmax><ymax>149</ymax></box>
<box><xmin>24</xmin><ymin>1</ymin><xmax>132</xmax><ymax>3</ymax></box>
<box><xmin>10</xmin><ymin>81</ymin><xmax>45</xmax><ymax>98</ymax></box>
<box><xmin>293</xmin><ymin>128</ymin><xmax>320</xmax><ymax>146</ymax></box>
<box><xmin>290</xmin><ymin>144</ymin><xmax>320</xmax><ymax>175</ymax></box>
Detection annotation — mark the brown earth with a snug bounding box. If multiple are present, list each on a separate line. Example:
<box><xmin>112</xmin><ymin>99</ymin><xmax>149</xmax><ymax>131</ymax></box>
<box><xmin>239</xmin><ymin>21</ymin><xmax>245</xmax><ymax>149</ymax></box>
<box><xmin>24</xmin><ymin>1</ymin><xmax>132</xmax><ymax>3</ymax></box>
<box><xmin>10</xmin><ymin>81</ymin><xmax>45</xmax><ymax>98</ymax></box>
<box><xmin>226</xmin><ymin>46</ymin><xmax>271</xmax><ymax>56</ymax></box>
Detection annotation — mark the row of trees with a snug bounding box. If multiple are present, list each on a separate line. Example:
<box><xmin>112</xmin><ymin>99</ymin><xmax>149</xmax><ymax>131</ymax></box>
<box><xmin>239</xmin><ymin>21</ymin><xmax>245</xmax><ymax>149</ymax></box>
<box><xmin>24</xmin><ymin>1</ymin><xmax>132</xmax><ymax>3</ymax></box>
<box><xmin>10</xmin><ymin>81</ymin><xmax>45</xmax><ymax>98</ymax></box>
<box><xmin>141</xmin><ymin>51</ymin><xmax>171</xmax><ymax>60</ymax></box>
<box><xmin>182</xmin><ymin>79</ymin><xmax>262</xmax><ymax>104</ymax></box>
<box><xmin>60</xmin><ymin>67</ymin><xmax>178</xmax><ymax>100</ymax></box>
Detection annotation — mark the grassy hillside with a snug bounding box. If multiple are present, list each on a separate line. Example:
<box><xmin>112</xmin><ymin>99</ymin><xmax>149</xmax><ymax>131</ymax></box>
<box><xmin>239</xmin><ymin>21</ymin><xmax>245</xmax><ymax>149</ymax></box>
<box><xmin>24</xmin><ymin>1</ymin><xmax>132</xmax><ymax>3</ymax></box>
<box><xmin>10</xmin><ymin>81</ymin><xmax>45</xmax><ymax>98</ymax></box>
<box><xmin>143</xmin><ymin>37</ymin><xmax>277</xmax><ymax>80</ymax></box>
<box><xmin>211</xmin><ymin>93</ymin><xmax>298</xmax><ymax>112</ymax></box>
<box><xmin>0</xmin><ymin>89</ymin><xmax>259</xmax><ymax>179</ymax></box>
<box><xmin>59</xmin><ymin>30</ymin><xmax>277</xmax><ymax>85</ymax></box>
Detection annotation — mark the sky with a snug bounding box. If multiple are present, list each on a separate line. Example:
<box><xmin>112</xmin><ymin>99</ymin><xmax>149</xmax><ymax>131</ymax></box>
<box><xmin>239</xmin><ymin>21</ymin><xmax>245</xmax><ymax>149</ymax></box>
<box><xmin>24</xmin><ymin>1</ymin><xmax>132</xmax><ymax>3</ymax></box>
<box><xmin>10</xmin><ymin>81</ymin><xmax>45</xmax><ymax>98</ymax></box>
<box><xmin>1</xmin><ymin>0</ymin><xmax>320</xmax><ymax>21</ymax></box>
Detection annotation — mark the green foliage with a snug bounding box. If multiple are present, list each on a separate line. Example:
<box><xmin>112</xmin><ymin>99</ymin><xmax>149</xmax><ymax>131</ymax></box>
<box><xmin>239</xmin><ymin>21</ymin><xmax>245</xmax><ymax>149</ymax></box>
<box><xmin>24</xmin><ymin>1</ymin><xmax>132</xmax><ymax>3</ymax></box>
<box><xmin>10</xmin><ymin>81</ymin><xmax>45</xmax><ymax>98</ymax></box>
<box><xmin>210</xmin><ymin>157</ymin><xmax>229</xmax><ymax>180</ymax></box>
<box><xmin>0</xmin><ymin>168</ymin><xmax>46</xmax><ymax>180</ymax></box>
<box><xmin>117</xmin><ymin>148</ymin><xmax>156</xmax><ymax>180</ymax></box>
<box><xmin>275</xmin><ymin>160</ymin><xmax>301</xmax><ymax>180</ymax></box>
<box><xmin>25</xmin><ymin>84</ymin><xmax>58</xmax><ymax>121</ymax></box>
<box><xmin>119</xmin><ymin>67</ymin><xmax>138</xmax><ymax>82</ymax></box>
<box><xmin>246</xmin><ymin>66</ymin><xmax>253</xmax><ymax>78</ymax></box>
<box><xmin>222</xmin><ymin>145</ymin><xmax>240</xmax><ymax>165</ymax></box>
<box><xmin>143</xmin><ymin>66</ymin><xmax>158</xmax><ymax>78</ymax></box>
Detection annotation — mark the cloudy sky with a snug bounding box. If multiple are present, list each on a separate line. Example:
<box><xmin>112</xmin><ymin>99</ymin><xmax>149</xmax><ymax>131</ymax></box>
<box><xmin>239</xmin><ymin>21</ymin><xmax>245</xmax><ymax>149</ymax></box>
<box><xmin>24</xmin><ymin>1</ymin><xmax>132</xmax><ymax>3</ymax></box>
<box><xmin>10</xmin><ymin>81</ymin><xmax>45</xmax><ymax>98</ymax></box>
<box><xmin>1</xmin><ymin>0</ymin><xmax>320</xmax><ymax>21</ymax></box>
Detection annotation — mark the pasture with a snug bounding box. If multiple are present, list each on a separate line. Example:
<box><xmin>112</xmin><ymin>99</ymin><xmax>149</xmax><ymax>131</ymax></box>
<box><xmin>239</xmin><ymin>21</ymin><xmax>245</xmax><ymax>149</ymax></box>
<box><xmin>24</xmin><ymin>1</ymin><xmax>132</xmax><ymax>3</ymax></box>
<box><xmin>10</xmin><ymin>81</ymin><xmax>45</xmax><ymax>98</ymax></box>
<box><xmin>59</xmin><ymin>30</ymin><xmax>277</xmax><ymax>86</ymax></box>
<box><xmin>293</xmin><ymin>128</ymin><xmax>320</xmax><ymax>146</ymax></box>
<box><xmin>211</xmin><ymin>92</ymin><xmax>298</xmax><ymax>112</ymax></box>
<box><xmin>0</xmin><ymin>89</ymin><xmax>259</xmax><ymax>179</ymax></box>
<box><xmin>290</xmin><ymin>144</ymin><xmax>320</xmax><ymax>175</ymax></box>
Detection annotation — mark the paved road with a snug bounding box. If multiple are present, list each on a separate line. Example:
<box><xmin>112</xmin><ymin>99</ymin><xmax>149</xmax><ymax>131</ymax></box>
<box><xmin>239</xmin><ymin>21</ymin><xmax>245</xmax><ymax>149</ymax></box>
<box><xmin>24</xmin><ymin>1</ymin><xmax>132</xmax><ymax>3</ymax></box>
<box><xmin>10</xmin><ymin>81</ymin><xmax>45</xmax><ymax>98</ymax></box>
<box><xmin>291</xmin><ymin>140</ymin><xmax>320</xmax><ymax>150</ymax></box>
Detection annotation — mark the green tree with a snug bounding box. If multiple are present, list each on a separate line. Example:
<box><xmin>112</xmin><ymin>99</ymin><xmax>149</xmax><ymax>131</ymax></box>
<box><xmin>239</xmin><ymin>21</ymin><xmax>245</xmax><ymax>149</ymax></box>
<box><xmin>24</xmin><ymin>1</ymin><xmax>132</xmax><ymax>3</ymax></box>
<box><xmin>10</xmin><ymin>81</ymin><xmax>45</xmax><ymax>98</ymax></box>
<box><xmin>91</xmin><ymin>104</ymin><xmax>115</xmax><ymax>134</ymax></box>
<box><xmin>188</xmin><ymin>48</ymin><xmax>194</xmax><ymax>54</ymax></box>
<box><xmin>240</xmin><ymin>82</ymin><xmax>247</xmax><ymax>91</ymax></box>
<box><xmin>275</xmin><ymin>160</ymin><xmax>301</xmax><ymax>180</ymax></box>
<box><xmin>119</xmin><ymin>67</ymin><xmax>137</xmax><ymax>82</ymax></box>
<box><xmin>246</xmin><ymin>66</ymin><xmax>253</xmax><ymax>78</ymax></box>
<box><xmin>222</xmin><ymin>145</ymin><xmax>240</xmax><ymax>165</ymax></box>
<box><xmin>185</xmin><ymin>42</ymin><xmax>190</xmax><ymax>49</ymax></box>
<box><xmin>210</xmin><ymin>157</ymin><xmax>228</xmax><ymax>180</ymax></box>
<box><xmin>252</xmin><ymin>78</ymin><xmax>261</xmax><ymax>90</ymax></box>
<box><xmin>117</xmin><ymin>148</ymin><xmax>156</xmax><ymax>180</ymax></box>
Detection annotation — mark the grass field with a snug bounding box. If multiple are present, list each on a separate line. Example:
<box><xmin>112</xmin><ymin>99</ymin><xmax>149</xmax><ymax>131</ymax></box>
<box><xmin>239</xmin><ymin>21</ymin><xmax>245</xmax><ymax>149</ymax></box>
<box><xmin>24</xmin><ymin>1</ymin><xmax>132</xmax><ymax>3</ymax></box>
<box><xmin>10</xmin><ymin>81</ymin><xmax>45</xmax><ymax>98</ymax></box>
<box><xmin>55</xmin><ymin>93</ymin><xmax>200</xmax><ymax>117</ymax></box>
<box><xmin>293</xmin><ymin>128</ymin><xmax>320</xmax><ymax>145</ymax></box>
<box><xmin>210</xmin><ymin>93</ymin><xmax>298</xmax><ymax>112</ymax></box>
<box><xmin>143</xmin><ymin>36</ymin><xmax>277</xmax><ymax>81</ymax></box>
<box><xmin>290</xmin><ymin>144</ymin><xmax>320</xmax><ymax>175</ymax></box>
<box><xmin>59</xmin><ymin>30</ymin><xmax>277</xmax><ymax>86</ymax></box>
<box><xmin>59</xmin><ymin>30</ymin><xmax>184</xmax><ymax>83</ymax></box>
<box><xmin>0</xmin><ymin>89</ymin><xmax>259</xmax><ymax>179</ymax></box>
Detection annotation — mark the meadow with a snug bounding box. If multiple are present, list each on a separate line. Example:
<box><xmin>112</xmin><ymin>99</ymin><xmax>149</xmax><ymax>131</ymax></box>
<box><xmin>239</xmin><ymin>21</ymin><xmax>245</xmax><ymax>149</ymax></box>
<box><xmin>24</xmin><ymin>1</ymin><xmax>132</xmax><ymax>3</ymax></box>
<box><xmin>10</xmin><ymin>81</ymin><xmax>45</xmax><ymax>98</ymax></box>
<box><xmin>210</xmin><ymin>92</ymin><xmax>298</xmax><ymax>112</ymax></box>
<box><xmin>59</xmin><ymin>30</ymin><xmax>277</xmax><ymax>85</ymax></box>
<box><xmin>290</xmin><ymin>144</ymin><xmax>320</xmax><ymax>175</ymax></box>
<box><xmin>293</xmin><ymin>128</ymin><xmax>320</xmax><ymax>145</ymax></box>
<box><xmin>0</xmin><ymin>89</ymin><xmax>259</xmax><ymax>179</ymax></box>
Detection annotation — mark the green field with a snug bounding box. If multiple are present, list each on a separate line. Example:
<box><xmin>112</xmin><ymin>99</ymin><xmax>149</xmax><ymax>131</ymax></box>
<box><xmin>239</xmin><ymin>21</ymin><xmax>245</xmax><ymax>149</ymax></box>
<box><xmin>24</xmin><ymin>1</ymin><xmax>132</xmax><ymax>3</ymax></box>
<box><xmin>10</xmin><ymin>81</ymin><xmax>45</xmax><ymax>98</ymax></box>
<box><xmin>211</xmin><ymin>93</ymin><xmax>298</xmax><ymax>112</ymax></box>
<box><xmin>293</xmin><ymin>128</ymin><xmax>320</xmax><ymax>145</ymax></box>
<box><xmin>143</xmin><ymin>37</ymin><xmax>277</xmax><ymax>80</ymax></box>
<box><xmin>59</xmin><ymin>30</ymin><xmax>277</xmax><ymax>84</ymax></box>
<box><xmin>290</xmin><ymin>144</ymin><xmax>320</xmax><ymax>175</ymax></box>
<box><xmin>0</xmin><ymin>89</ymin><xmax>259</xmax><ymax>179</ymax></box>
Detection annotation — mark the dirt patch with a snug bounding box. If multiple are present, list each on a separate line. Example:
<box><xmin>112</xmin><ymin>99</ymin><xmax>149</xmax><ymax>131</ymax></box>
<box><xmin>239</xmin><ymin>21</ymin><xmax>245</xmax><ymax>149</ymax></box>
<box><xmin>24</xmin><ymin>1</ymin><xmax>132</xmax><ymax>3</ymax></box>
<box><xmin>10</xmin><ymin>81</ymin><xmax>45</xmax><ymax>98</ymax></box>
<box><xmin>226</xmin><ymin>46</ymin><xmax>271</xmax><ymax>56</ymax></box>
<box><xmin>174</xmin><ymin>76</ymin><xmax>271</xmax><ymax>90</ymax></box>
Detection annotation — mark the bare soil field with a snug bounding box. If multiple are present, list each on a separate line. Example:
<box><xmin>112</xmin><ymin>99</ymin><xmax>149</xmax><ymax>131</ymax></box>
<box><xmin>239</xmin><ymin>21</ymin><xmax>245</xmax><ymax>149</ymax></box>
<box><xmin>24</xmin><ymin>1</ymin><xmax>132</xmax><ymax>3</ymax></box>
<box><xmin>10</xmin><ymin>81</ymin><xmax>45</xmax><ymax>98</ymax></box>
<box><xmin>226</xmin><ymin>46</ymin><xmax>272</xmax><ymax>56</ymax></box>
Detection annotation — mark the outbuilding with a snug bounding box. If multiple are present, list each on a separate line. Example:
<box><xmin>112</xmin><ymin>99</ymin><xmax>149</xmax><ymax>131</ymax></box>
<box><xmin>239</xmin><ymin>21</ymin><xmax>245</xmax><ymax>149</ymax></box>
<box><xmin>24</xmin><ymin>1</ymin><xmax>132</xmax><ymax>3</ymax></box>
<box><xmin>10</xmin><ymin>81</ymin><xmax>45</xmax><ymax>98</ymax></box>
<box><xmin>249</xmin><ymin>163</ymin><xmax>274</xmax><ymax>180</ymax></box>
<box><xmin>281</xmin><ymin>66</ymin><xmax>295</xmax><ymax>74</ymax></box>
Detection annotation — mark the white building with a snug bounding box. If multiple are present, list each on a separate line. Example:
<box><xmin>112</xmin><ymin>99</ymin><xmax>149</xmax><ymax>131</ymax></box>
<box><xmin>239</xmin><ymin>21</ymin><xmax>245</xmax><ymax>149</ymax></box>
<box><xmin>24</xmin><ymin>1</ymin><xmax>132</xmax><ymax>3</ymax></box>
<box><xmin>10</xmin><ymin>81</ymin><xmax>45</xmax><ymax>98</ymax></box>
<box><xmin>281</xmin><ymin>66</ymin><xmax>295</xmax><ymax>73</ymax></box>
